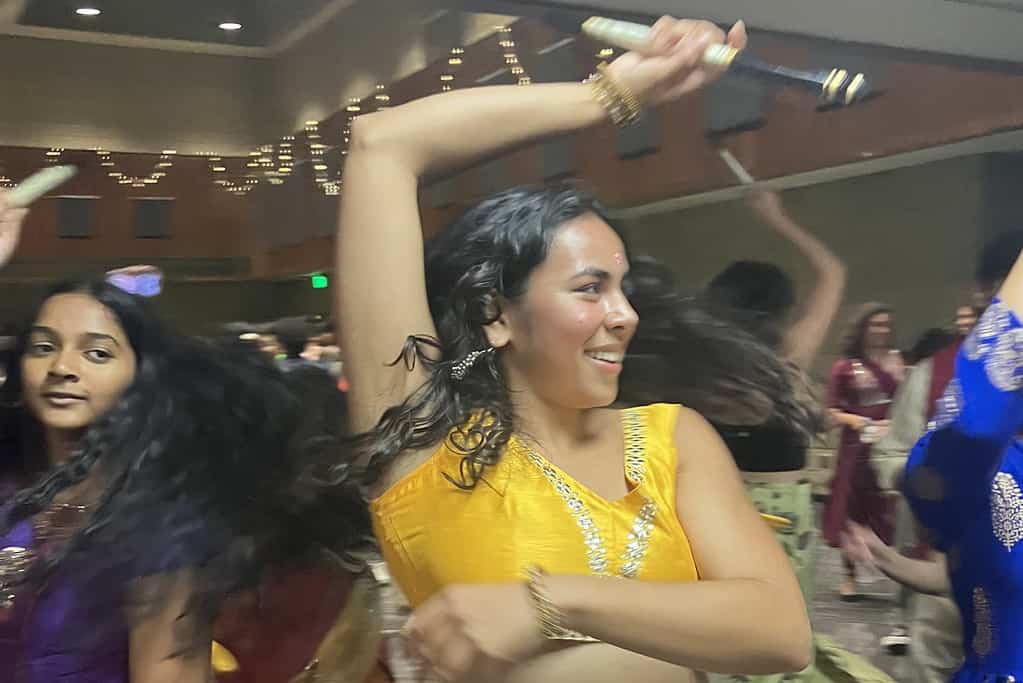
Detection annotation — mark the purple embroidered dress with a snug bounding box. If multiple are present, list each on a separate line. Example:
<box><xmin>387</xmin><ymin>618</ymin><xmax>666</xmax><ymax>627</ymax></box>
<box><xmin>0</xmin><ymin>508</ymin><xmax>129</xmax><ymax>683</ymax></box>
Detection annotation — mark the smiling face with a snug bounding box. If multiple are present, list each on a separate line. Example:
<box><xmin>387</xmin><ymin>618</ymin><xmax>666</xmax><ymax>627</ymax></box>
<box><xmin>864</xmin><ymin>311</ymin><xmax>894</xmax><ymax>351</ymax></box>
<box><xmin>485</xmin><ymin>213</ymin><xmax>639</xmax><ymax>410</ymax></box>
<box><xmin>20</xmin><ymin>293</ymin><xmax>137</xmax><ymax>435</ymax></box>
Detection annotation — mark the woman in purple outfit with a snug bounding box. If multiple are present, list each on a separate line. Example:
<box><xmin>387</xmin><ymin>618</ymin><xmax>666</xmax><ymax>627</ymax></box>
<box><xmin>0</xmin><ymin>193</ymin><xmax>368</xmax><ymax>682</ymax></box>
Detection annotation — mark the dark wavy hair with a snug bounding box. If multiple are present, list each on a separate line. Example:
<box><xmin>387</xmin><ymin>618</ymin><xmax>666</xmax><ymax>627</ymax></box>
<box><xmin>840</xmin><ymin>302</ymin><xmax>894</xmax><ymax>359</ymax></box>
<box><xmin>0</xmin><ymin>279</ymin><xmax>370</xmax><ymax>653</ymax></box>
<box><xmin>353</xmin><ymin>186</ymin><xmax>822</xmax><ymax>490</ymax></box>
<box><xmin>903</xmin><ymin>326</ymin><xmax>957</xmax><ymax>366</ymax></box>
<box><xmin>976</xmin><ymin>230</ymin><xmax>1023</xmax><ymax>291</ymax></box>
<box><xmin>705</xmin><ymin>261</ymin><xmax>796</xmax><ymax>350</ymax></box>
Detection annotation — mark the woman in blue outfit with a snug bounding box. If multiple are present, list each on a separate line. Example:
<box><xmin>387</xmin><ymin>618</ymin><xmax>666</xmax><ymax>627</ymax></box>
<box><xmin>903</xmin><ymin>241</ymin><xmax>1023</xmax><ymax>683</ymax></box>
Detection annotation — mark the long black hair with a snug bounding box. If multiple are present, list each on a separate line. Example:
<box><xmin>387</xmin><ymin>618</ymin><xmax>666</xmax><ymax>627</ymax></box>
<box><xmin>353</xmin><ymin>185</ymin><xmax>821</xmax><ymax>490</ymax></box>
<box><xmin>705</xmin><ymin>260</ymin><xmax>796</xmax><ymax>349</ymax></box>
<box><xmin>0</xmin><ymin>279</ymin><xmax>370</xmax><ymax>653</ymax></box>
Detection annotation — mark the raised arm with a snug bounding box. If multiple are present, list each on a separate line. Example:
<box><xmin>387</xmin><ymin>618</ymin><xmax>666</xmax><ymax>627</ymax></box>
<box><xmin>336</xmin><ymin>17</ymin><xmax>745</xmax><ymax>433</ymax></box>
<box><xmin>0</xmin><ymin>191</ymin><xmax>28</xmax><ymax>271</ymax></box>
<box><xmin>745</xmin><ymin>188</ymin><xmax>846</xmax><ymax>368</ymax></box>
<box><xmin>904</xmin><ymin>246</ymin><xmax>1023</xmax><ymax>545</ymax></box>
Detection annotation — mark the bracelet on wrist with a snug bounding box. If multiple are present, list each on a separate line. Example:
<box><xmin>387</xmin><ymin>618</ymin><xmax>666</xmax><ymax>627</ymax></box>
<box><xmin>587</xmin><ymin>62</ymin><xmax>642</xmax><ymax>128</ymax></box>
<box><xmin>525</xmin><ymin>566</ymin><xmax>599</xmax><ymax>643</ymax></box>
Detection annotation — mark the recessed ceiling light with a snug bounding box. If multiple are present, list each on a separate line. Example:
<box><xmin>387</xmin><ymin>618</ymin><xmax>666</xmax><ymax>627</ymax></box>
<box><xmin>76</xmin><ymin>7</ymin><xmax>102</xmax><ymax>16</ymax></box>
<box><xmin>219</xmin><ymin>21</ymin><xmax>242</xmax><ymax>31</ymax></box>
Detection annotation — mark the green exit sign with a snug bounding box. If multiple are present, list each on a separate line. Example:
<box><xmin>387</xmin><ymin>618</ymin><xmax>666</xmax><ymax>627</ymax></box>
<box><xmin>310</xmin><ymin>274</ymin><xmax>329</xmax><ymax>289</ymax></box>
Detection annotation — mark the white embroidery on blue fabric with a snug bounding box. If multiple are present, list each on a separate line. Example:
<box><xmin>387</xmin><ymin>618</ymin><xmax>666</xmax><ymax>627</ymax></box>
<box><xmin>929</xmin><ymin>378</ymin><xmax>964</xmax><ymax>431</ymax></box>
<box><xmin>991</xmin><ymin>472</ymin><xmax>1023</xmax><ymax>552</ymax></box>
<box><xmin>986</xmin><ymin>328</ymin><xmax>1023</xmax><ymax>392</ymax></box>
<box><xmin>965</xmin><ymin>300</ymin><xmax>1012</xmax><ymax>361</ymax></box>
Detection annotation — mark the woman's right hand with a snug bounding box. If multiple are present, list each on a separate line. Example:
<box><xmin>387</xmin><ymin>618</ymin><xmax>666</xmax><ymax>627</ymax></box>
<box><xmin>841</xmin><ymin>522</ymin><xmax>889</xmax><ymax>569</ymax></box>
<box><xmin>605</xmin><ymin>17</ymin><xmax>748</xmax><ymax>107</ymax></box>
<box><xmin>0</xmin><ymin>191</ymin><xmax>28</xmax><ymax>271</ymax></box>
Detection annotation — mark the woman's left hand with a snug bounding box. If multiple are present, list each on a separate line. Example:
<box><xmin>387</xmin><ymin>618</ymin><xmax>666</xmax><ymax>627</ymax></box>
<box><xmin>402</xmin><ymin>583</ymin><xmax>544</xmax><ymax>682</ymax></box>
<box><xmin>606</xmin><ymin>17</ymin><xmax>748</xmax><ymax>107</ymax></box>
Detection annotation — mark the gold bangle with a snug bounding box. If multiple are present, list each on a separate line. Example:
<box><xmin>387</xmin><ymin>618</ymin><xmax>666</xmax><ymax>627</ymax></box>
<box><xmin>588</xmin><ymin>62</ymin><xmax>642</xmax><ymax>128</ymax></box>
<box><xmin>525</xmin><ymin>566</ymin><xmax>599</xmax><ymax>642</ymax></box>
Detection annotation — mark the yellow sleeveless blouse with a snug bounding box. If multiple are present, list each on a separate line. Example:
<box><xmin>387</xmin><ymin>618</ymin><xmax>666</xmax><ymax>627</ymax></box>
<box><xmin>370</xmin><ymin>403</ymin><xmax>700</xmax><ymax>609</ymax></box>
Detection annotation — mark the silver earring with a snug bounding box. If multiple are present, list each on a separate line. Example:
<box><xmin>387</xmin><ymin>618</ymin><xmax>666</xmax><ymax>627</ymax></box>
<box><xmin>450</xmin><ymin>347</ymin><xmax>495</xmax><ymax>381</ymax></box>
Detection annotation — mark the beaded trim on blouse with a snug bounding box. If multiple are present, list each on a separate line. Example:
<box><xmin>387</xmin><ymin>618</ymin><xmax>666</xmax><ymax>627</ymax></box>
<box><xmin>523</xmin><ymin>451</ymin><xmax>612</xmax><ymax>574</ymax></box>
<box><xmin>520</xmin><ymin>408</ymin><xmax>658</xmax><ymax>579</ymax></box>
<box><xmin>623</xmin><ymin>409</ymin><xmax>647</xmax><ymax>485</ymax></box>
<box><xmin>620</xmin><ymin>499</ymin><xmax>657</xmax><ymax>579</ymax></box>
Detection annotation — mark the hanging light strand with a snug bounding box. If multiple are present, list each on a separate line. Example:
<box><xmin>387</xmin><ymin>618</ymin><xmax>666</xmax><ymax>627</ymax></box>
<box><xmin>89</xmin><ymin>147</ymin><xmax>175</xmax><ymax>187</ymax></box>
<box><xmin>498</xmin><ymin>26</ymin><xmax>531</xmax><ymax>85</ymax></box>
<box><xmin>440</xmin><ymin>47</ymin><xmax>465</xmax><ymax>92</ymax></box>
<box><xmin>22</xmin><ymin>22</ymin><xmax>548</xmax><ymax>198</ymax></box>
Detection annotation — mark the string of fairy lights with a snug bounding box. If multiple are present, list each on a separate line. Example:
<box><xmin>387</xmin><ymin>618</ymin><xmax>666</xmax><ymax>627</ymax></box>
<box><xmin>498</xmin><ymin>25</ymin><xmax>532</xmax><ymax>85</ymax></box>
<box><xmin>3</xmin><ymin>25</ymin><xmax>613</xmax><ymax>200</ymax></box>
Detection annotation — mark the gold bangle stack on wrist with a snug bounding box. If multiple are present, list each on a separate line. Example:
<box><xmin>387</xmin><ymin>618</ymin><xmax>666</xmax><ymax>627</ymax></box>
<box><xmin>588</xmin><ymin>62</ymin><xmax>642</xmax><ymax>128</ymax></box>
<box><xmin>525</xmin><ymin>566</ymin><xmax>599</xmax><ymax>642</ymax></box>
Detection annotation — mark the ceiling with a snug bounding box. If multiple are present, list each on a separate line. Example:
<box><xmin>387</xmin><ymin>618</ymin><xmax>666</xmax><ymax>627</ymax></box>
<box><xmin>8</xmin><ymin>0</ymin><xmax>344</xmax><ymax>51</ymax></box>
<box><xmin>3</xmin><ymin>0</ymin><xmax>1022</xmax><ymax>64</ymax></box>
<box><xmin>459</xmin><ymin>0</ymin><xmax>1023</xmax><ymax>64</ymax></box>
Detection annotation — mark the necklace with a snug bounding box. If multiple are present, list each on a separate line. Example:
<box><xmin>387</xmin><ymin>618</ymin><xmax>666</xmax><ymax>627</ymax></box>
<box><xmin>0</xmin><ymin>545</ymin><xmax>34</xmax><ymax>609</ymax></box>
<box><xmin>0</xmin><ymin>502</ymin><xmax>91</xmax><ymax>611</ymax></box>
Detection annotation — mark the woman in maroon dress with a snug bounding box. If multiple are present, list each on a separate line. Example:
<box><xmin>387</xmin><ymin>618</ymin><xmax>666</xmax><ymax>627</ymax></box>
<box><xmin>823</xmin><ymin>303</ymin><xmax>905</xmax><ymax>599</ymax></box>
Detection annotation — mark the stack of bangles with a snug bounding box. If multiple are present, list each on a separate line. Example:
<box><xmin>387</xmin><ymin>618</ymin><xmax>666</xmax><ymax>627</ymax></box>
<box><xmin>588</xmin><ymin>62</ymin><xmax>642</xmax><ymax>127</ymax></box>
<box><xmin>524</xmin><ymin>566</ymin><xmax>599</xmax><ymax>643</ymax></box>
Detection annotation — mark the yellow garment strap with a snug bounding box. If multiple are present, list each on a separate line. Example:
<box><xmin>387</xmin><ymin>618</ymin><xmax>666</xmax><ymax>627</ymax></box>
<box><xmin>760</xmin><ymin>512</ymin><xmax>793</xmax><ymax>530</ymax></box>
<box><xmin>211</xmin><ymin>641</ymin><xmax>240</xmax><ymax>674</ymax></box>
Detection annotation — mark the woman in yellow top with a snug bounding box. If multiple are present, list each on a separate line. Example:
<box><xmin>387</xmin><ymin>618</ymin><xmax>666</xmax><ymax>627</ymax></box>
<box><xmin>337</xmin><ymin>16</ymin><xmax>812</xmax><ymax>683</ymax></box>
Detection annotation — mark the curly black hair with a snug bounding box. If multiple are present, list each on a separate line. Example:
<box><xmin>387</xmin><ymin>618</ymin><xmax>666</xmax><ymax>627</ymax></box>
<box><xmin>0</xmin><ymin>279</ymin><xmax>370</xmax><ymax>653</ymax></box>
<box><xmin>352</xmin><ymin>186</ymin><xmax>823</xmax><ymax>491</ymax></box>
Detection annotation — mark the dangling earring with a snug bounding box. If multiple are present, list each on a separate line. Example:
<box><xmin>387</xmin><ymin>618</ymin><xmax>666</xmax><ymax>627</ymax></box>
<box><xmin>450</xmin><ymin>347</ymin><xmax>495</xmax><ymax>381</ymax></box>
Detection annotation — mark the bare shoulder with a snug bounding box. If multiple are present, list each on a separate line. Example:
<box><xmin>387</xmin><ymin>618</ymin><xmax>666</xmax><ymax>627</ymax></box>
<box><xmin>671</xmin><ymin>405</ymin><xmax>710</xmax><ymax>430</ymax></box>
<box><xmin>671</xmin><ymin>407</ymin><xmax>728</xmax><ymax>462</ymax></box>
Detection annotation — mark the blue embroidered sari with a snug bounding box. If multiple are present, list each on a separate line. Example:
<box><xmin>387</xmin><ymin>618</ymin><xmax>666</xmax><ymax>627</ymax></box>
<box><xmin>905</xmin><ymin>299</ymin><xmax>1023</xmax><ymax>682</ymax></box>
